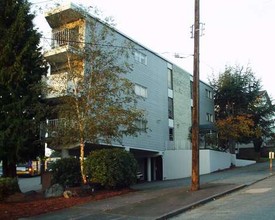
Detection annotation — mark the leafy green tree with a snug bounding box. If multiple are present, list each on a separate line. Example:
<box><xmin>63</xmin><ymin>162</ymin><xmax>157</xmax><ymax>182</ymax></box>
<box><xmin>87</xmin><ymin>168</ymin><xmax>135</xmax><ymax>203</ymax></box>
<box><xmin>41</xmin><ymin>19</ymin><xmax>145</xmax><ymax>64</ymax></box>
<box><xmin>0</xmin><ymin>0</ymin><xmax>47</xmax><ymax>177</ymax></box>
<box><xmin>211</xmin><ymin>65</ymin><xmax>261</xmax><ymax>119</ymax></box>
<box><xmin>216</xmin><ymin>114</ymin><xmax>257</xmax><ymax>151</ymax></box>
<box><xmin>249</xmin><ymin>91</ymin><xmax>275</xmax><ymax>154</ymax></box>
<box><xmin>210</xmin><ymin>65</ymin><xmax>275</xmax><ymax>155</ymax></box>
<box><xmin>45</xmin><ymin>8</ymin><xmax>146</xmax><ymax>184</ymax></box>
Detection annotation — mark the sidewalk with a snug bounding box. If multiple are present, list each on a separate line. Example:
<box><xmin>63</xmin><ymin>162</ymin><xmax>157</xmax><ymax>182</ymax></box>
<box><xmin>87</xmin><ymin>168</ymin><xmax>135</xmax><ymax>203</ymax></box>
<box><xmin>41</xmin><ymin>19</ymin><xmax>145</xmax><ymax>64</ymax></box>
<box><xmin>21</xmin><ymin>161</ymin><xmax>273</xmax><ymax>220</ymax></box>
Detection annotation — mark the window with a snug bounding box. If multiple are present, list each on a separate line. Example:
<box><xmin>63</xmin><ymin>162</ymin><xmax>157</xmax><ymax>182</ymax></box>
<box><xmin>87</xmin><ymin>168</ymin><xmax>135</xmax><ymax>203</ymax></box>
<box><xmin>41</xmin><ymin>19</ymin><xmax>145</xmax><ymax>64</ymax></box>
<box><xmin>135</xmin><ymin>120</ymin><xmax>147</xmax><ymax>130</ymax></box>
<box><xmin>190</xmin><ymin>81</ymin><xmax>193</xmax><ymax>99</ymax></box>
<box><xmin>206</xmin><ymin>113</ymin><xmax>214</xmax><ymax>122</ymax></box>
<box><xmin>135</xmin><ymin>84</ymin><xmax>147</xmax><ymax>98</ymax></box>
<box><xmin>205</xmin><ymin>89</ymin><xmax>213</xmax><ymax>99</ymax></box>
<box><xmin>134</xmin><ymin>51</ymin><xmax>147</xmax><ymax>65</ymax></box>
<box><xmin>169</xmin><ymin>127</ymin><xmax>174</xmax><ymax>141</ymax></box>
<box><xmin>168</xmin><ymin>98</ymin><xmax>174</xmax><ymax>119</ymax></box>
<box><xmin>168</xmin><ymin>68</ymin><xmax>173</xmax><ymax>90</ymax></box>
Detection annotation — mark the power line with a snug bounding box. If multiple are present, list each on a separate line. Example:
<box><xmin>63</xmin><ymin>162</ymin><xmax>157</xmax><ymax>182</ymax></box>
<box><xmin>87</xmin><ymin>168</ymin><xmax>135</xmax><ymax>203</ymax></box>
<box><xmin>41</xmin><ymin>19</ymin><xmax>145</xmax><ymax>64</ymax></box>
<box><xmin>30</xmin><ymin>0</ymin><xmax>55</xmax><ymax>5</ymax></box>
<box><xmin>41</xmin><ymin>36</ymin><xmax>147</xmax><ymax>51</ymax></box>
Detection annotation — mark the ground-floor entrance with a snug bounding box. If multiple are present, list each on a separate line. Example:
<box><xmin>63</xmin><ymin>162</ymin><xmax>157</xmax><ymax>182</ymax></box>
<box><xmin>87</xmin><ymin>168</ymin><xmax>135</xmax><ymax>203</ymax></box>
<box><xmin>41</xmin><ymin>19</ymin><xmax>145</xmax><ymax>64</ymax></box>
<box><xmin>133</xmin><ymin>149</ymin><xmax>163</xmax><ymax>182</ymax></box>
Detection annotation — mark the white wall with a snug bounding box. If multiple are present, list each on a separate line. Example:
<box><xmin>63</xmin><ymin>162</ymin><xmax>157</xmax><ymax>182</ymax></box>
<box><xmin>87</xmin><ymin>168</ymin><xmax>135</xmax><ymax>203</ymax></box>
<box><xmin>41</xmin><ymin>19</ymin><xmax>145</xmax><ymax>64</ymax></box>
<box><xmin>236</xmin><ymin>159</ymin><xmax>256</xmax><ymax>166</ymax></box>
<box><xmin>163</xmin><ymin>149</ymin><xmax>255</xmax><ymax>180</ymax></box>
<box><xmin>162</xmin><ymin>150</ymin><xmax>192</xmax><ymax>180</ymax></box>
<box><xmin>205</xmin><ymin>150</ymin><xmax>232</xmax><ymax>173</ymax></box>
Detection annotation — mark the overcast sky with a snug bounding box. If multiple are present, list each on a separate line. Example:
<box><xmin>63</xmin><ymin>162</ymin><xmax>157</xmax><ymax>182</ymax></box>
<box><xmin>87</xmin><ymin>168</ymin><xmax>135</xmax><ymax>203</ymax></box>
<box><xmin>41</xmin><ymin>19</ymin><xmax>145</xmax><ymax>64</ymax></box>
<box><xmin>31</xmin><ymin>0</ymin><xmax>275</xmax><ymax>98</ymax></box>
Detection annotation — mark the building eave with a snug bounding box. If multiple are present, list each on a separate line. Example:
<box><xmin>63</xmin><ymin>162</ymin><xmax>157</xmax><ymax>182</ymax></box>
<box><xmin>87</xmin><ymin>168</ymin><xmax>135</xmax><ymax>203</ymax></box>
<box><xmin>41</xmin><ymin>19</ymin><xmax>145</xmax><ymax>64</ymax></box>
<box><xmin>45</xmin><ymin>2</ymin><xmax>85</xmax><ymax>29</ymax></box>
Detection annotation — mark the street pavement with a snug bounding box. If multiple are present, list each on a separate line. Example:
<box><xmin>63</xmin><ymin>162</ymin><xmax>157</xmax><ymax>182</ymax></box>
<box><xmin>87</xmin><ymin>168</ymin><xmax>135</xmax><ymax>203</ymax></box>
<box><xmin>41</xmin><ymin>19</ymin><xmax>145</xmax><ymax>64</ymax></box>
<box><xmin>171</xmin><ymin>174</ymin><xmax>275</xmax><ymax>220</ymax></box>
<box><xmin>20</xmin><ymin>161</ymin><xmax>273</xmax><ymax>220</ymax></box>
<box><xmin>18</xmin><ymin>176</ymin><xmax>41</xmax><ymax>193</ymax></box>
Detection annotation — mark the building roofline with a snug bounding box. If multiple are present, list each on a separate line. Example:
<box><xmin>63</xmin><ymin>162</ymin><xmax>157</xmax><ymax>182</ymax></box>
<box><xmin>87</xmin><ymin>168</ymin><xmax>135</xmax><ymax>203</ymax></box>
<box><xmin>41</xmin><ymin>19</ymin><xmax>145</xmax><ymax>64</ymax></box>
<box><xmin>45</xmin><ymin>2</ymin><xmax>211</xmax><ymax>86</ymax></box>
<box><xmin>45</xmin><ymin>3</ymin><xmax>179</xmax><ymax>64</ymax></box>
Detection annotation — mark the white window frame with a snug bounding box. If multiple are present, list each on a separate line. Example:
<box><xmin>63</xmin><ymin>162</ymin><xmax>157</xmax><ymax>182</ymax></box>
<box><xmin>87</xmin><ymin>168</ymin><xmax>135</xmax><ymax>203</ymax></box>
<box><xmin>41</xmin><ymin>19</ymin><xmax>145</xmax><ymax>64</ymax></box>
<box><xmin>168</xmin><ymin>68</ymin><xmax>173</xmax><ymax>90</ymax></box>
<box><xmin>206</xmin><ymin>89</ymin><xmax>213</xmax><ymax>99</ymax></box>
<box><xmin>135</xmin><ymin>84</ymin><xmax>148</xmax><ymax>98</ymax></box>
<box><xmin>135</xmin><ymin>120</ymin><xmax>147</xmax><ymax>130</ymax></box>
<box><xmin>134</xmin><ymin>51</ymin><xmax>147</xmax><ymax>65</ymax></box>
<box><xmin>206</xmin><ymin>113</ymin><xmax>214</xmax><ymax>122</ymax></box>
<box><xmin>169</xmin><ymin>127</ymin><xmax>174</xmax><ymax>141</ymax></box>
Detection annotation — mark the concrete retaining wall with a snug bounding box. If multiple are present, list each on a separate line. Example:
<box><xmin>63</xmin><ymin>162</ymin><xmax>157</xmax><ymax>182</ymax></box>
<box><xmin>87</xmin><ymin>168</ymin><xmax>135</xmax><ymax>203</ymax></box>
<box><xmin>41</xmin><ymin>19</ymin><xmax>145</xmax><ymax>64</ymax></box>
<box><xmin>163</xmin><ymin>149</ymin><xmax>255</xmax><ymax>180</ymax></box>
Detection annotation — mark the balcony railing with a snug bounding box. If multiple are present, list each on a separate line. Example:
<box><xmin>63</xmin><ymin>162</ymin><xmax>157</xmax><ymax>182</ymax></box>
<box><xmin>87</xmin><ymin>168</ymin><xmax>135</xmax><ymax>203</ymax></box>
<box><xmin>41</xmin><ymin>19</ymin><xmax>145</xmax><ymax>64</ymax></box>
<box><xmin>42</xmin><ymin>72</ymin><xmax>69</xmax><ymax>99</ymax></box>
<box><xmin>40</xmin><ymin>119</ymin><xmax>61</xmax><ymax>139</ymax></box>
<box><xmin>165</xmin><ymin>140</ymin><xmax>192</xmax><ymax>150</ymax></box>
<box><xmin>47</xmin><ymin>119</ymin><xmax>59</xmax><ymax>129</ymax></box>
<box><xmin>51</xmin><ymin>27</ymin><xmax>80</xmax><ymax>49</ymax></box>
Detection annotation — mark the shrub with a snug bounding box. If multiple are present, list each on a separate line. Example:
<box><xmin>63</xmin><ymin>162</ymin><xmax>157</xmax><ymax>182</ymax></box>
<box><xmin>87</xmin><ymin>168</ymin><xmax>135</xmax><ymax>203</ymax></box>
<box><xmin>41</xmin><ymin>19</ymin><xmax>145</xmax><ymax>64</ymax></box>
<box><xmin>0</xmin><ymin>177</ymin><xmax>20</xmax><ymax>200</ymax></box>
<box><xmin>50</xmin><ymin>157</ymin><xmax>81</xmax><ymax>188</ymax></box>
<box><xmin>84</xmin><ymin>148</ymin><xmax>138</xmax><ymax>189</ymax></box>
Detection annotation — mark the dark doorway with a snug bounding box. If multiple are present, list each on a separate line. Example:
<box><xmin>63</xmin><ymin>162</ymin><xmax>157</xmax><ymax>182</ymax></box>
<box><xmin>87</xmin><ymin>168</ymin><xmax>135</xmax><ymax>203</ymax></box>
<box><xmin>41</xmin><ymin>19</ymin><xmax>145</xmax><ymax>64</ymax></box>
<box><xmin>155</xmin><ymin>156</ymin><xmax>163</xmax><ymax>180</ymax></box>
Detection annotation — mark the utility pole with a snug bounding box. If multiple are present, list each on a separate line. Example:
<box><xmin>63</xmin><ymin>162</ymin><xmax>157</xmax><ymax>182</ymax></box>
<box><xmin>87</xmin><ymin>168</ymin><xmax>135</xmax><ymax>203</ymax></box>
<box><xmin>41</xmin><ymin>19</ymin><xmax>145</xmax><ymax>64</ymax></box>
<box><xmin>191</xmin><ymin>0</ymin><xmax>200</xmax><ymax>191</ymax></box>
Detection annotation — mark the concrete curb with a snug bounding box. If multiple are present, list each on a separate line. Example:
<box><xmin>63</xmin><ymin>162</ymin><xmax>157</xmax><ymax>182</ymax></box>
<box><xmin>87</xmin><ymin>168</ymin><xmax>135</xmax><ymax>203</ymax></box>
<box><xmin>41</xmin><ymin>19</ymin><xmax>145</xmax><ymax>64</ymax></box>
<box><xmin>156</xmin><ymin>184</ymin><xmax>247</xmax><ymax>220</ymax></box>
<box><xmin>157</xmin><ymin>173</ymin><xmax>275</xmax><ymax>220</ymax></box>
<box><xmin>244</xmin><ymin>173</ymin><xmax>275</xmax><ymax>187</ymax></box>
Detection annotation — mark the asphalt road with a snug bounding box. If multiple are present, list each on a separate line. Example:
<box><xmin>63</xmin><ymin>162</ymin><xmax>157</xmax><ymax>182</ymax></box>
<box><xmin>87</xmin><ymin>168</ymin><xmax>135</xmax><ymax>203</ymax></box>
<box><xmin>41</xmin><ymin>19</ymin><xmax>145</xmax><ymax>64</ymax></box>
<box><xmin>18</xmin><ymin>176</ymin><xmax>42</xmax><ymax>193</ymax></box>
<box><xmin>171</xmin><ymin>174</ymin><xmax>275</xmax><ymax>220</ymax></box>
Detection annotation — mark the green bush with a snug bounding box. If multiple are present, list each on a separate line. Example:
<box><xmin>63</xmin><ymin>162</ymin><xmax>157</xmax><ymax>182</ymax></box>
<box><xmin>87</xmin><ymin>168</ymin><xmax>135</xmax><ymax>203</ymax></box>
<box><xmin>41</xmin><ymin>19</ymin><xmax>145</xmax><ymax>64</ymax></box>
<box><xmin>84</xmin><ymin>148</ymin><xmax>138</xmax><ymax>189</ymax></box>
<box><xmin>51</xmin><ymin>157</ymin><xmax>82</xmax><ymax>188</ymax></box>
<box><xmin>0</xmin><ymin>177</ymin><xmax>20</xmax><ymax>200</ymax></box>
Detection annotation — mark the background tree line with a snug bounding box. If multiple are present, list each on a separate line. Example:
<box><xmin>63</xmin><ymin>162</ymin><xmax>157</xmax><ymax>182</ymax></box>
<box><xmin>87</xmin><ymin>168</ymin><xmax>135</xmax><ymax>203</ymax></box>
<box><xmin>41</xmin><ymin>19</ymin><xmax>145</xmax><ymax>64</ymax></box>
<box><xmin>210</xmin><ymin>65</ymin><xmax>275</xmax><ymax>158</ymax></box>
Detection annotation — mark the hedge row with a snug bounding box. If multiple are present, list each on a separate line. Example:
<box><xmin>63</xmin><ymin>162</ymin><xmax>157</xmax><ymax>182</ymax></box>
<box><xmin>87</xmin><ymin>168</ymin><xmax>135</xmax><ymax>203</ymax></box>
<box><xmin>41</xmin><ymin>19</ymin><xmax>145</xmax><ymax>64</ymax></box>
<box><xmin>50</xmin><ymin>148</ymin><xmax>138</xmax><ymax>189</ymax></box>
<box><xmin>0</xmin><ymin>177</ymin><xmax>20</xmax><ymax>200</ymax></box>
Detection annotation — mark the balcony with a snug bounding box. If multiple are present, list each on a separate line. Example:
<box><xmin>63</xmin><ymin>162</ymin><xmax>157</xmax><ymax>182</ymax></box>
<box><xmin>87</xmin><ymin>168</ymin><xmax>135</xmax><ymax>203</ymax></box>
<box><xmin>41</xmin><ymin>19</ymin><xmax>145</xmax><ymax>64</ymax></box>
<box><xmin>40</xmin><ymin>119</ymin><xmax>59</xmax><ymax>140</ymax></box>
<box><xmin>52</xmin><ymin>28</ymin><xmax>80</xmax><ymax>49</ymax></box>
<box><xmin>43</xmin><ymin>70</ymin><xmax>80</xmax><ymax>99</ymax></box>
<box><xmin>45</xmin><ymin>2</ymin><xmax>85</xmax><ymax>29</ymax></box>
<box><xmin>44</xmin><ymin>28</ymin><xmax>82</xmax><ymax>64</ymax></box>
<box><xmin>43</xmin><ymin>72</ymin><xmax>69</xmax><ymax>99</ymax></box>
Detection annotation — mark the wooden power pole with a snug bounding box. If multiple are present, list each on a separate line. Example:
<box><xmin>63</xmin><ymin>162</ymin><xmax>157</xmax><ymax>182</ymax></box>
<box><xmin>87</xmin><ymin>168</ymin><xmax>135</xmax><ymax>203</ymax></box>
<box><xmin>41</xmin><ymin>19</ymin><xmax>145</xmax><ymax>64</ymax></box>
<box><xmin>191</xmin><ymin>0</ymin><xmax>200</xmax><ymax>191</ymax></box>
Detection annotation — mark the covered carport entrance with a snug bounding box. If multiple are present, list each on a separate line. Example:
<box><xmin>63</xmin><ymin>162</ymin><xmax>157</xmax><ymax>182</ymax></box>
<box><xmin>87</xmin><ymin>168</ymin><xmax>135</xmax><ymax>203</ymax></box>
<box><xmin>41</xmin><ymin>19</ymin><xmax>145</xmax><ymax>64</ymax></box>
<box><xmin>130</xmin><ymin>148</ymin><xmax>163</xmax><ymax>182</ymax></box>
<box><xmin>53</xmin><ymin>143</ymin><xmax>164</xmax><ymax>182</ymax></box>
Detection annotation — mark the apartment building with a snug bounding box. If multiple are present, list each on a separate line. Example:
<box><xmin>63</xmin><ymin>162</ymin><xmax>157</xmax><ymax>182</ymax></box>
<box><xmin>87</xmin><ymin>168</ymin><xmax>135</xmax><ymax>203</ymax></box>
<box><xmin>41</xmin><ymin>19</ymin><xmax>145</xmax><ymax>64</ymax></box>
<box><xmin>43</xmin><ymin>3</ymin><xmax>215</xmax><ymax>181</ymax></box>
